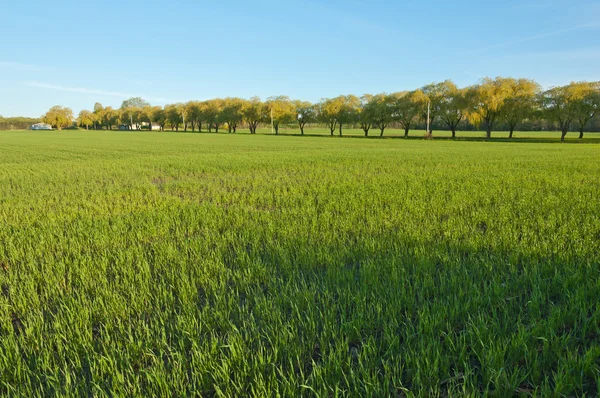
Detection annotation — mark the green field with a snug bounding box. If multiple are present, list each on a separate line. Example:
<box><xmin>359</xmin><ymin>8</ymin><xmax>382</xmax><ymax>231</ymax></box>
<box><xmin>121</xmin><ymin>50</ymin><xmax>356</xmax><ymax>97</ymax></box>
<box><xmin>1</xmin><ymin>130</ymin><xmax>599</xmax><ymax>396</ymax></box>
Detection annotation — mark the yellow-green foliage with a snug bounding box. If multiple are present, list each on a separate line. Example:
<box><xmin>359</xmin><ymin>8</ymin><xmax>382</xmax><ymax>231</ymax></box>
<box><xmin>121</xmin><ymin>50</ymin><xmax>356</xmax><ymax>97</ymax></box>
<box><xmin>42</xmin><ymin>106</ymin><xmax>73</xmax><ymax>130</ymax></box>
<box><xmin>0</xmin><ymin>131</ymin><xmax>599</xmax><ymax>396</ymax></box>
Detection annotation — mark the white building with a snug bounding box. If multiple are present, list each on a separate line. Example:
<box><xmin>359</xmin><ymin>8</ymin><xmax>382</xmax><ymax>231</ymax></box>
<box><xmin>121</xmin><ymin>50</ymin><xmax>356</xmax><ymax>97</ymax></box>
<box><xmin>119</xmin><ymin>122</ymin><xmax>161</xmax><ymax>131</ymax></box>
<box><xmin>30</xmin><ymin>123</ymin><xmax>52</xmax><ymax>130</ymax></box>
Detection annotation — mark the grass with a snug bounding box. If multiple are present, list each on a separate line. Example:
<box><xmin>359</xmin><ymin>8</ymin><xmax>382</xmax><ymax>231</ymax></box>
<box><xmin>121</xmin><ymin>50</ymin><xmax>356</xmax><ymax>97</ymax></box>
<box><xmin>1</xmin><ymin>130</ymin><xmax>599</xmax><ymax>396</ymax></box>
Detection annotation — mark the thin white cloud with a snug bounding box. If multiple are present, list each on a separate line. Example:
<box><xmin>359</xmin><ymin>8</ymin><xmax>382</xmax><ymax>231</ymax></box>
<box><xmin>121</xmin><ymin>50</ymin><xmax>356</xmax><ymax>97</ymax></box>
<box><xmin>508</xmin><ymin>0</ymin><xmax>563</xmax><ymax>9</ymax></box>
<box><xmin>0</xmin><ymin>61</ymin><xmax>46</xmax><ymax>71</ymax></box>
<box><xmin>24</xmin><ymin>81</ymin><xmax>177</xmax><ymax>103</ymax></box>
<box><xmin>301</xmin><ymin>0</ymin><xmax>413</xmax><ymax>41</ymax></box>
<box><xmin>131</xmin><ymin>79</ymin><xmax>155</xmax><ymax>86</ymax></box>
<box><xmin>468</xmin><ymin>23</ymin><xmax>600</xmax><ymax>54</ymax></box>
<box><xmin>510</xmin><ymin>0</ymin><xmax>600</xmax><ymax>10</ymax></box>
<box><xmin>464</xmin><ymin>70</ymin><xmax>485</xmax><ymax>80</ymax></box>
<box><xmin>25</xmin><ymin>81</ymin><xmax>131</xmax><ymax>98</ymax></box>
<box><xmin>513</xmin><ymin>48</ymin><xmax>600</xmax><ymax>61</ymax></box>
<box><xmin>434</xmin><ymin>23</ymin><xmax>600</xmax><ymax>61</ymax></box>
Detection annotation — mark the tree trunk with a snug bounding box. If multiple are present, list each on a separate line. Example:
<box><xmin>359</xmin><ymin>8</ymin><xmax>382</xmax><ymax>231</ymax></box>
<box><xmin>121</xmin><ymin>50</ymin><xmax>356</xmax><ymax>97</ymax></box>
<box><xmin>404</xmin><ymin>127</ymin><xmax>409</xmax><ymax>137</ymax></box>
<box><xmin>339</xmin><ymin>123</ymin><xmax>343</xmax><ymax>136</ymax></box>
<box><xmin>228</xmin><ymin>124</ymin><xmax>232</xmax><ymax>133</ymax></box>
<box><xmin>451</xmin><ymin>129</ymin><xmax>456</xmax><ymax>139</ymax></box>
<box><xmin>176</xmin><ymin>125</ymin><xmax>179</xmax><ymax>132</ymax></box>
<box><xmin>509</xmin><ymin>128</ymin><xmax>514</xmax><ymax>138</ymax></box>
<box><xmin>579</xmin><ymin>128</ymin><xmax>584</xmax><ymax>139</ymax></box>
<box><xmin>486</xmin><ymin>127</ymin><xmax>491</xmax><ymax>139</ymax></box>
<box><xmin>300</xmin><ymin>124</ymin><xmax>304</xmax><ymax>135</ymax></box>
<box><xmin>215</xmin><ymin>124</ymin><xmax>219</xmax><ymax>133</ymax></box>
<box><xmin>561</xmin><ymin>129</ymin><xmax>568</xmax><ymax>142</ymax></box>
<box><xmin>275</xmin><ymin>124</ymin><xmax>279</xmax><ymax>134</ymax></box>
<box><xmin>184</xmin><ymin>122</ymin><xmax>188</xmax><ymax>132</ymax></box>
<box><xmin>199</xmin><ymin>122</ymin><xmax>202</xmax><ymax>132</ymax></box>
<box><xmin>233</xmin><ymin>125</ymin><xmax>237</xmax><ymax>133</ymax></box>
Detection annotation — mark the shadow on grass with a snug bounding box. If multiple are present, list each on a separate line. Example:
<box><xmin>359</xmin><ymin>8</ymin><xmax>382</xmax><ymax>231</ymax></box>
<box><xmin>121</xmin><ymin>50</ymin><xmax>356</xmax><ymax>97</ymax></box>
<box><xmin>275</xmin><ymin>133</ymin><xmax>600</xmax><ymax>144</ymax></box>
<box><xmin>162</xmin><ymin>129</ymin><xmax>600</xmax><ymax>144</ymax></box>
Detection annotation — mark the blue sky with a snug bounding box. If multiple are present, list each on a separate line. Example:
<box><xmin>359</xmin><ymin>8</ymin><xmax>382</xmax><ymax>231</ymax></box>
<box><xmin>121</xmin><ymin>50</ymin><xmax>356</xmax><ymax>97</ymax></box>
<box><xmin>1</xmin><ymin>0</ymin><xmax>599</xmax><ymax>117</ymax></box>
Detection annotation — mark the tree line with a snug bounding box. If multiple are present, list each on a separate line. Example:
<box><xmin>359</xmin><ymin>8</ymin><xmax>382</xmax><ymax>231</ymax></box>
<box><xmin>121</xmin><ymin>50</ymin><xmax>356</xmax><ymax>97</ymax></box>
<box><xmin>39</xmin><ymin>77</ymin><xmax>600</xmax><ymax>142</ymax></box>
<box><xmin>0</xmin><ymin>116</ymin><xmax>42</xmax><ymax>130</ymax></box>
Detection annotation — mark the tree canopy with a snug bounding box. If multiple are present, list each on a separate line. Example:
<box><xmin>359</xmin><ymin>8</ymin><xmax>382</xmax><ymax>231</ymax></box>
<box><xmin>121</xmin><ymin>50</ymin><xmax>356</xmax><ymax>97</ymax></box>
<box><xmin>77</xmin><ymin>110</ymin><xmax>95</xmax><ymax>130</ymax></box>
<box><xmin>266</xmin><ymin>96</ymin><xmax>296</xmax><ymax>135</ymax></box>
<box><xmin>43</xmin><ymin>106</ymin><xmax>74</xmax><ymax>130</ymax></box>
<box><xmin>121</xmin><ymin>97</ymin><xmax>150</xmax><ymax>109</ymax></box>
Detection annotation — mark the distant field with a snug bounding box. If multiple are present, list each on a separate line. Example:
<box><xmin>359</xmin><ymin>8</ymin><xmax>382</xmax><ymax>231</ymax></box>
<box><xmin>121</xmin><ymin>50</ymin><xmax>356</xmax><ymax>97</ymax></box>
<box><xmin>1</xmin><ymin>131</ymin><xmax>599</xmax><ymax>396</ymax></box>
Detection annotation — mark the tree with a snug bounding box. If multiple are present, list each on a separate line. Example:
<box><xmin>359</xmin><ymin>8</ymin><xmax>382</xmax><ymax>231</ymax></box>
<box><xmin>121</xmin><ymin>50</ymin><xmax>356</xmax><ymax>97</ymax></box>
<box><xmin>439</xmin><ymin>84</ymin><xmax>469</xmax><ymax>139</ymax></box>
<box><xmin>151</xmin><ymin>106</ymin><xmax>166</xmax><ymax>131</ymax></box>
<box><xmin>177</xmin><ymin>103</ymin><xmax>188</xmax><ymax>131</ymax></box>
<box><xmin>542</xmin><ymin>82</ymin><xmax>596</xmax><ymax>142</ymax></box>
<box><xmin>318</xmin><ymin>98</ymin><xmax>340</xmax><ymax>136</ymax></box>
<box><xmin>500</xmin><ymin>78</ymin><xmax>541</xmax><ymax>138</ymax></box>
<box><xmin>102</xmin><ymin>107</ymin><xmax>118</xmax><ymax>130</ymax></box>
<box><xmin>119</xmin><ymin>107</ymin><xmax>134</xmax><ymax>129</ymax></box>
<box><xmin>193</xmin><ymin>102</ymin><xmax>207</xmax><ymax>132</ymax></box>
<box><xmin>358</xmin><ymin>94</ymin><xmax>374</xmax><ymax>136</ymax></box>
<box><xmin>140</xmin><ymin>105</ymin><xmax>155</xmax><ymax>131</ymax></box>
<box><xmin>43</xmin><ymin>106</ymin><xmax>73</xmax><ymax>130</ymax></box>
<box><xmin>571</xmin><ymin>81</ymin><xmax>600</xmax><ymax>139</ymax></box>
<box><xmin>186</xmin><ymin>102</ymin><xmax>201</xmax><ymax>132</ymax></box>
<box><xmin>243</xmin><ymin>97</ymin><xmax>266</xmax><ymax>134</ymax></box>
<box><xmin>221</xmin><ymin>98</ymin><xmax>245</xmax><ymax>133</ymax></box>
<box><xmin>121</xmin><ymin>97</ymin><xmax>150</xmax><ymax>109</ymax></box>
<box><xmin>120</xmin><ymin>97</ymin><xmax>150</xmax><ymax>129</ymax></box>
<box><xmin>368</xmin><ymin>94</ymin><xmax>395</xmax><ymax>137</ymax></box>
<box><xmin>466</xmin><ymin>77</ymin><xmax>513</xmax><ymax>138</ymax></box>
<box><xmin>420</xmin><ymin>81</ymin><xmax>452</xmax><ymax>136</ymax></box>
<box><xmin>204</xmin><ymin>99</ymin><xmax>224</xmax><ymax>132</ymax></box>
<box><xmin>266</xmin><ymin>96</ymin><xmax>296</xmax><ymax>134</ymax></box>
<box><xmin>334</xmin><ymin>95</ymin><xmax>360</xmax><ymax>136</ymax></box>
<box><xmin>77</xmin><ymin>109</ymin><xmax>95</xmax><ymax>130</ymax></box>
<box><xmin>165</xmin><ymin>104</ymin><xmax>182</xmax><ymax>131</ymax></box>
<box><xmin>295</xmin><ymin>100</ymin><xmax>315</xmax><ymax>135</ymax></box>
<box><xmin>93</xmin><ymin>102</ymin><xmax>104</xmax><ymax>130</ymax></box>
<box><xmin>392</xmin><ymin>90</ymin><xmax>426</xmax><ymax>137</ymax></box>
<box><xmin>119</xmin><ymin>107</ymin><xmax>142</xmax><ymax>130</ymax></box>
